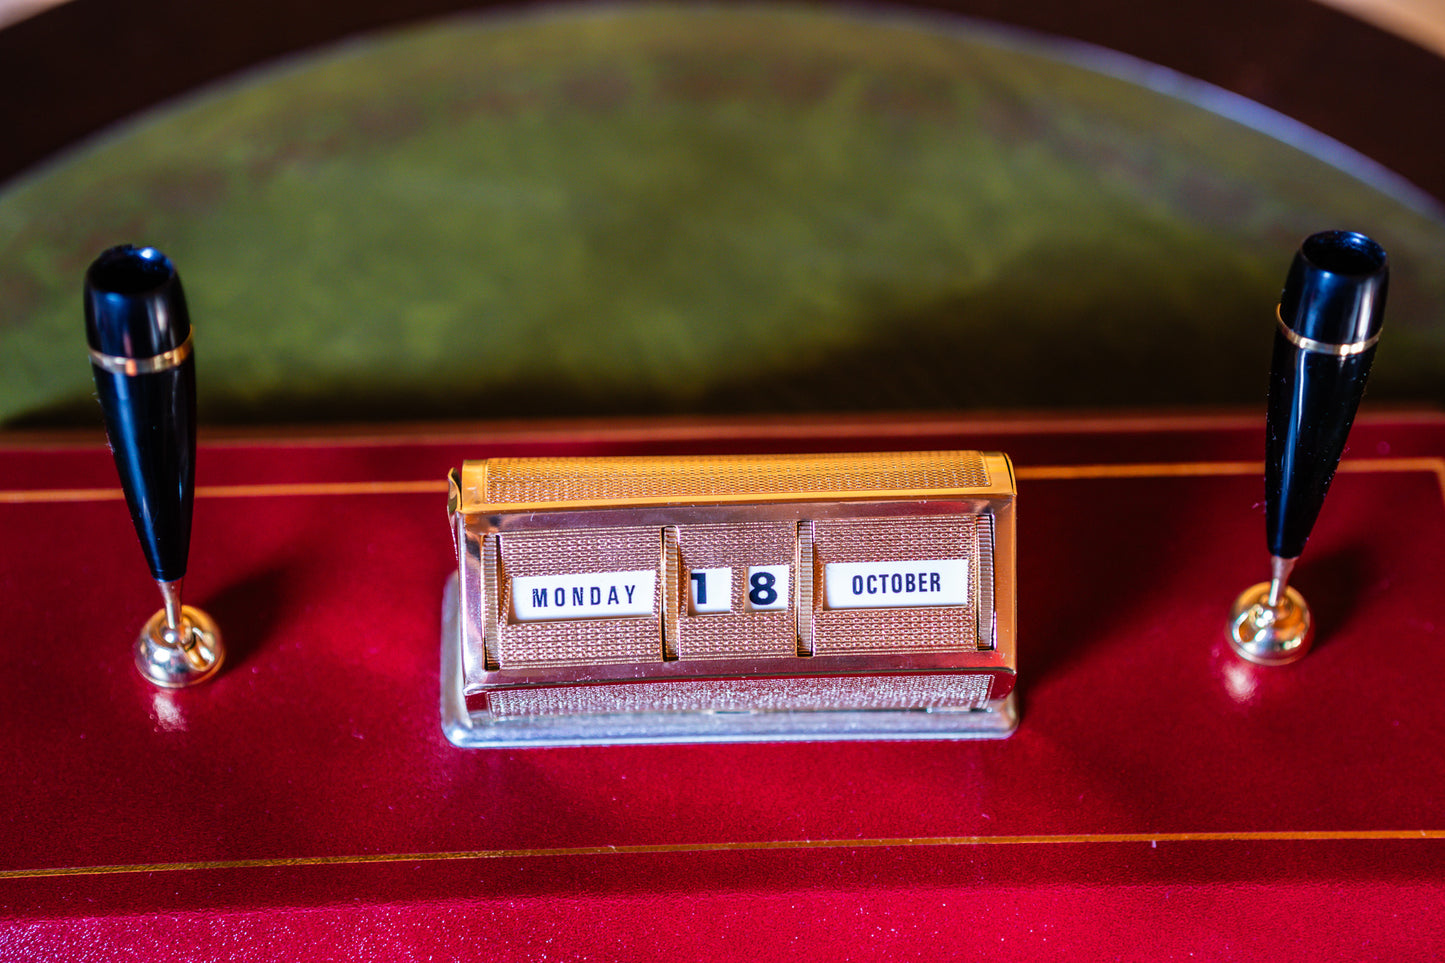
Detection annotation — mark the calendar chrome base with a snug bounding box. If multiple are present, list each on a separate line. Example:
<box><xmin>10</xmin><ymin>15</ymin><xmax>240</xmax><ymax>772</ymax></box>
<box><xmin>439</xmin><ymin>576</ymin><xmax>1018</xmax><ymax>748</ymax></box>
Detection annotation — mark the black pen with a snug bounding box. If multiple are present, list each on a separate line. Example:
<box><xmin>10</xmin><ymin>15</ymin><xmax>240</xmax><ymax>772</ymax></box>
<box><xmin>1229</xmin><ymin>230</ymin><xmax>1388</xmax><ymax>664</ymax></box>
<box><xmin>86</xmin><ymin>245</ymin><xmax>223</xmax><ymax>685</ymax></box>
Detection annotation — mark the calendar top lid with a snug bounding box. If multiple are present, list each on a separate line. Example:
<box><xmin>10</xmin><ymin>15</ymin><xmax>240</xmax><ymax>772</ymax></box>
<box><xmin>451</xmin><ymin>450</ymin><xmax>1015</xmax><ymax>514</ymax></box>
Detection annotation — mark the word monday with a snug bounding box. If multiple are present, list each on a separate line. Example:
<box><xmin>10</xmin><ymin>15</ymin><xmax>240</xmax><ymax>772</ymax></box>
<box><xmin>513</xmin><ymin>570</ymin><xmax>657</xmax><ymax>621</ymax></box>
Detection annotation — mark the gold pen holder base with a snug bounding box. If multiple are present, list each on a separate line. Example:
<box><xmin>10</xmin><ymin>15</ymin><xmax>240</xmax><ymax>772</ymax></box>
<box><xmin>1227</xmin><ymin>582</ymin><xmax>1313</xmax><ymax>665</ymax></box>
<box><xmin>134</xmin><ymin>605</ymin><xmax>224</xmax><ymax>687</ymax></box>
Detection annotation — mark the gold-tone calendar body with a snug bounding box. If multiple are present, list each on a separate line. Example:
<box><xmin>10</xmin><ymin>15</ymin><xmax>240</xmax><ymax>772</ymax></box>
<box><xmin>444</xmin><ymin>451</ymin><xmax>1016</xmax><ymax>746</ymax></box>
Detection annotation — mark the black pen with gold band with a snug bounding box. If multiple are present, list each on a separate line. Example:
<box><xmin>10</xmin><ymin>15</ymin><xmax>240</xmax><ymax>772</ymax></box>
<box><xmin>1229</xmin><ymin>230</ymin><xmax>1388</xmax><ymax>665</ymax></box>
<box><xmin>85</xmin><ymin>245</ymin><xmax>223</xmax><ymax>686</ymax></box>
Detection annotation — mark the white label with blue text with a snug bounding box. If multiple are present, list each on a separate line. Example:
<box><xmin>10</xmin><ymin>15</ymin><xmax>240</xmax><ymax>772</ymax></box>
<box><xmin>688</xmin><ymin>567</ymin><xmax>733</xmax><ymax>614</ymax></box>
<box><xmin>745</xmin><ymin>565</ymin><xmax>790</xmax><ymax>612</ymax></box>
<box><xmin>512</xmin><ymin>570</ymin><xmax>657</xmax><ymax>621</ymax></box>
<box><xmin>824</xmin><ymin>559</ymin><xmax>968</xmax><ymax>609</ymax></box>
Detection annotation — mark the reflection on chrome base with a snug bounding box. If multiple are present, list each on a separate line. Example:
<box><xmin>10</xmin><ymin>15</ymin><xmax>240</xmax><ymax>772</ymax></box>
<box><xmin>134</xmin><ymin>604</ymin><xmax>225</xmax><ymax>687</ymax></box>
<box><xmin>1227</xmin><ymin>581</ymin><xmax>1313</xmax><ymax>666</ymax></box>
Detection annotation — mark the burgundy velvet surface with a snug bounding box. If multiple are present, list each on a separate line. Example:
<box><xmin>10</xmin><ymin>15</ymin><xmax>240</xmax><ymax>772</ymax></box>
<box><xmin>2</xmin><ymin>413</ymin><xmax>1442</xmax><ymax>959</ymax></box>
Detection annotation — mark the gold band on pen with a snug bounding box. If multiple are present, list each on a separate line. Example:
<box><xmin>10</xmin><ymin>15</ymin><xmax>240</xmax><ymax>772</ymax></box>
<box><xmin>89</xmin><ymin>331</ymin><xmax>193</xmax><ymax>375</ymax></box>
<box><xmin>1276</xmin><ymin>306</ymin><xmax>1379</xmax><ymax>357</ymax></box>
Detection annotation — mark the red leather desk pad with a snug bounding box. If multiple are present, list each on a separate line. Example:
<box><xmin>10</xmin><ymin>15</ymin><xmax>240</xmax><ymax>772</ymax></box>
<box><xmin>2</xmin><ymin>413</ymin><xmax>1443</xmax><ymax>958</ymax></box>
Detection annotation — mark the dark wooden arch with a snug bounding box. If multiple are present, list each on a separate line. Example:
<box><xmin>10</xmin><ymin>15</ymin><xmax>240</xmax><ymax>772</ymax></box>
<box><xmin>2</xmin><ymin>0</ymin><xmax>1442</xmax><ymax>203</ymax></box>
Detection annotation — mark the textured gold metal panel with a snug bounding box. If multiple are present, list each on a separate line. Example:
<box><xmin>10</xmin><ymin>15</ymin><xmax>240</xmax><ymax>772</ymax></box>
<box><xmin>477</xmin><ymin>450</ymin><xmax>989</xmax><ymax>507</ymax></box>
<box><xmin>811</xmin><ymin>515</ymin><xmax>979</xmax><ymax>656</ymax></box>
<box><xmin>497</xmin><ymin>528</ymin><xmax>661</xmax><ymax>667</ymax></box>
<box><xmin>675</xmin><ymin>521</ymin><xmax>796</xmax><ymax>660</ymax></box>
<box><xmin>487</xmin><ymin>673</ymin><xmax>995</xmax><ymax>718</ymax></box>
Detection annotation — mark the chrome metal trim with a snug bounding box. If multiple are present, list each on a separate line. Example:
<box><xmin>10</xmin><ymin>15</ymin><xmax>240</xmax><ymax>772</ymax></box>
<box><xmin>1267</xmin><ymin>554</ymin><xmax>1297</xmax><ymax>609</ymax></box>
<box><xmin>662</xmin><ymin>526</ymin><xmax>680</xmax><ymax>660</ymax></box>
<box><xmin>470</xmin><ymin>650</ymin><xmax>1015</xmax><ymax>688</ymax></box>
<box><xmin>1276</xmin><ymin>306</ymin><xmax>1379</xmax><ymax>356</ymax></box>
<box><xmin>481</xmin><ymin>533</ymin><xmax>501</xmax><ymax>671</ymax></box>
<box><xmin>158</xmin><ymin>578</ymin><xmax>184</xmax><ymax>635</ymax></box>
<box><xmin>89</xmin><ymin>331</ymin><xmax>193</xmax><ymax>375</ymax></box>
<box><xmin>795</xmin><ymin>519</ymin><xmax>815</xmax><ymax>656</ymax></box>
<box><xmin>466</xmin><ymin>497</ymin><xmax>1003</xmax><ymax>535</ymax></box>
<box><xmin>976</xmin><ymin>515</ymin><xmax>995</xmax><ymax>650</ymax></box>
